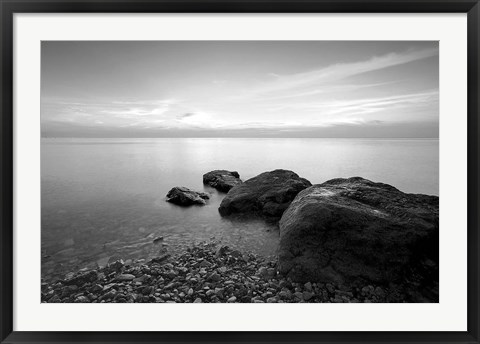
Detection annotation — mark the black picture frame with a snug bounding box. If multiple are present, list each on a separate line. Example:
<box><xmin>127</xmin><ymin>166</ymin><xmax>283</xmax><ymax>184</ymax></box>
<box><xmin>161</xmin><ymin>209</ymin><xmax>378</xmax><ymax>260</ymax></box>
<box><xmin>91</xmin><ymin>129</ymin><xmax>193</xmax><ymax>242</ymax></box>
<box><xmin>1</xmin><ymin>1</ymin><xmax>479</xmax><ymax>343</ymax></box>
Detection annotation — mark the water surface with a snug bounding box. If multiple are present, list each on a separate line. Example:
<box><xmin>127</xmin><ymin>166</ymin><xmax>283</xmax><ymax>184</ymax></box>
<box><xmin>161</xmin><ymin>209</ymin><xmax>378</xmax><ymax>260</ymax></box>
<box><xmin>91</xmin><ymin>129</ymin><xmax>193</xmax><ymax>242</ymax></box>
<box><xmin>41</xmin><ymin>138</ymin><xmax>439</xmax><ymax>281</ymax></box>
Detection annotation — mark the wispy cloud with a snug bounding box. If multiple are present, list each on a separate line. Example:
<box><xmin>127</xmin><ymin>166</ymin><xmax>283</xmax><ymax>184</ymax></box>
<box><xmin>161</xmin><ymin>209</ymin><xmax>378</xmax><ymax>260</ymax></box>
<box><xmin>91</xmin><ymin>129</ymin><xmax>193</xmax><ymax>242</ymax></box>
<box><xmin>267</xmin><ymin>89</ymin><xmax>438</xmax><ymax>113</ymax></box>
<box><xmin>243</xmin><ymin>47</ymin><xmax>437</xmax><ymax>98</ymax></box>
<box><xmin>42</xmin><ymin>98</ymin><xmax>183</xmax><ymax>128</ymax></box>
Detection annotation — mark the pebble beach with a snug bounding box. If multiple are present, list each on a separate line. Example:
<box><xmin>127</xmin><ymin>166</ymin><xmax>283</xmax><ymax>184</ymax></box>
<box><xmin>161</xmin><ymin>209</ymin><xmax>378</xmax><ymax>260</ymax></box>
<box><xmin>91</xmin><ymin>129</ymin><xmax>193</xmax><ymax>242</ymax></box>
<box><xmin>42</xmin><ymin>241</ymin><xmax>389</xmax><ymax>304</ymax></box>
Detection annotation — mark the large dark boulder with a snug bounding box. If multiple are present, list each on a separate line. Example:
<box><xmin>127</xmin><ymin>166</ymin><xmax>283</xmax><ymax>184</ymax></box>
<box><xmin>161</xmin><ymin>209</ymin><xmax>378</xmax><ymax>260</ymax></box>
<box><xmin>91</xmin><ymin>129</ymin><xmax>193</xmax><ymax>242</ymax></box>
<box><xmin>278</xmin><ymin>177</ymin><xmax>439</xmax><ymax>302</ymax></box>
<box><xmin>203</xmin><ymin>170</ymin><xmax>242</xmax><ymax>192</ymax></box>
<box><xmin>166</xmin><ymin>187</ymin><xmax>210</xmax><ymax>206</ymax></box>
<box><xmin>218</xmin><ymin>169</ymin><xmax>312</xmax><ymax>218</ymax></box>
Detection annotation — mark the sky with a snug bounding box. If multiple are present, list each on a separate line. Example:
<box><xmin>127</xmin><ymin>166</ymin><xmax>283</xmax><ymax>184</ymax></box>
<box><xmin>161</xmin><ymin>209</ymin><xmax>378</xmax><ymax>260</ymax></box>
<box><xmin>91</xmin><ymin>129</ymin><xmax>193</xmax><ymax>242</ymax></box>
<box><xmin>41</xmin><ymin>41</ymin><xmax>439</xmax><ymax>138</ymax></box>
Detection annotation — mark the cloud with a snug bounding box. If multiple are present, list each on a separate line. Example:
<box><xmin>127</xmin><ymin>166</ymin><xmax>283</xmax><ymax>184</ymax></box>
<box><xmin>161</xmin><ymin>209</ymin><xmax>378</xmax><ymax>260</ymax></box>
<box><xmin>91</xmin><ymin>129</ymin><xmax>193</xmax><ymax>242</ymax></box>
<box><xmin>267</xmin><ymin>89</ymin><xmax>439</xmax><ymax>116</ymax></box>
<box><xmin>256</xmin><ymin>81</ymin><xmax>398</xmax><ymax>102</ymax></box>
<box><xmin>99</xmin><ymin>106</ymin><xmax>170</xmax><ymax>117</ymax></box>
<box><xmin>178</xmin><ymin>112</ymin><xmax>195</xmax><ymax>119</ymax></box>
<box><xmin>41</xmin><ymin>98</ymin><xmax>182</xmax><ymax>130</ymax></box>
<box><xmin>175</xmin><ymin>111</ymin><xmax>217</xmax><ymax>128</ymax></box>
<box><xmin>242</xmin><ymin>47</ymin><xmax>438</xmax><ymax>98</ymax></box>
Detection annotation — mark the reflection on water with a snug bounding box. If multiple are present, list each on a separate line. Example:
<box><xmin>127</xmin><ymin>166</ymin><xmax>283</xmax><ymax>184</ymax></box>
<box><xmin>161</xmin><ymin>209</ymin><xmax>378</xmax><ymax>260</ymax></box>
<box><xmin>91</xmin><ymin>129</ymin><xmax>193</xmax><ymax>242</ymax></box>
<box><xmin>41</xmin><ymin>138</ymin><xmax>438</xmax><ymax>281</ymax></box>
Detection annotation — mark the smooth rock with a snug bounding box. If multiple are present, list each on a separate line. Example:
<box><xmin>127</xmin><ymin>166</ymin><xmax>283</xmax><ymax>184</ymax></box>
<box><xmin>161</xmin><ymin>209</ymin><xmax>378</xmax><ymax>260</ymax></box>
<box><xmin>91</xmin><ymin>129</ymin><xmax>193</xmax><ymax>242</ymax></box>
<box><xmin>116</xmin><ymin>274</ymin><xmax>135</xmax><ymax>281</ymax></box>
<box><xmin>166</xmin><ymin>187</ymin><xmax>210</xmax><ymax>206</ymax></box>
<box><xmin>203</xmin><ymin>170</ymin><xmax>242</xmax><ymax>192</ymax></box>
<box><xmin>96</xmin><ymin>257</ymin><xmax>110</xmax><ymax>269</ymax></box>
<box><xmin>278</xmin><ymin>177</ymin><xmax>439</xmax><ymax>302</ymax></box>
<box><xmin>219</xmin><ymin>169</ymin><xmax>311</xmax><ymax>219</ymax></box>
<box><xmin>150</xmin><ymin>254</ymin><xmax>170</xmax><ymax>264</ymax></box>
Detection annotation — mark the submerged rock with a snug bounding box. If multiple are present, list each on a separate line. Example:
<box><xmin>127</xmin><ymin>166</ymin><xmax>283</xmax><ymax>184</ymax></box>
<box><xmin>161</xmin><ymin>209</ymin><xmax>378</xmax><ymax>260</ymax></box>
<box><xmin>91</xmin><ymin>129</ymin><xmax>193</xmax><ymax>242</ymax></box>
<box><xmin>203</xmin><ymin>170</ymin><xmax>242</xmax><ymax>192</ymax></box>
<box><xmin>278</xmin><ymin>177</ymin><xmax>439</xmax><ymax>302</ymax></box>
<box><xmin>166</xmin><ymin>187</ymin><xmax>210</xmax><ymax>206</ymax></box>
<box><xmin>218</xmin><ymin>169</ymin><xmax>312</xmax><ymax>218</ymax></box>
<box><xmin>63</xmin><ymin>270</ymin><xmax>98</xmax><ymax>286</ymax></box>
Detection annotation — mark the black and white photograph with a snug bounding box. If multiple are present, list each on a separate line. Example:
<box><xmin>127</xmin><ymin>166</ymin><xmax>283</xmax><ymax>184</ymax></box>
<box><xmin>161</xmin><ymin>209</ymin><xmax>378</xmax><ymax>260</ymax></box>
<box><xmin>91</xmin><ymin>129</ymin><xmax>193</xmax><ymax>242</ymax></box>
<box><xmin>40</xmin><ymin>41</ymin><xmax>439</xmax><ymax>304</ymax></box>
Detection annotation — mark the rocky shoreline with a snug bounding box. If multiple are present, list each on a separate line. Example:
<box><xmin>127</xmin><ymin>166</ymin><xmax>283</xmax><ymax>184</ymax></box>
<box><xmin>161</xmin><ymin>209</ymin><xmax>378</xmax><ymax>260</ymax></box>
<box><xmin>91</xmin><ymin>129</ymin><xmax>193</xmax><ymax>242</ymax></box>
<box><xmin>42</xmin><ymin>241</ymin><xmax>391</xmax><ymax>303</ymax></box>
<box><xmin>43</xmin><ymin>169</ymin><xmax>439</xmax><ymax>303</ymax></box>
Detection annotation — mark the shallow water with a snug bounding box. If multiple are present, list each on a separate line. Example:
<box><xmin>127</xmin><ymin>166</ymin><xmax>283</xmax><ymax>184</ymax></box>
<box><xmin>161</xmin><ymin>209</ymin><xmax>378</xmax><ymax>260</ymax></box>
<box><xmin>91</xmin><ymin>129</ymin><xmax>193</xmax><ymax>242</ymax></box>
<box><xmin>41</xmin><ymin>138</ymin><xmax>438</xmax><ymax>281</ymax></box>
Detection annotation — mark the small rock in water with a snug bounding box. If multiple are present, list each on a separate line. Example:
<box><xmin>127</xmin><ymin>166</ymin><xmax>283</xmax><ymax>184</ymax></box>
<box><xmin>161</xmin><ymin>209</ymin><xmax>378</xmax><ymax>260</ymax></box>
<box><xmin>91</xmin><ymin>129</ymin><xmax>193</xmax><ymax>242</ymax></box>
<box><xmin>215</xmin><ymin>245</ymin><xmax>229</xmax><ymax>258</ymax></box>
<box><xmin>166</xmin><ymin>187</ymin><xmax>210</xmax><ymax>206</ymax></box>
<box><xmin>109</xmin><ymin>260</ymin><xmax>125</xmax><ymax>271</ymax></box>
<box><xmin>97</xmin><ymin>257</ymin><xmax>110</xmax><ymax>269</ymax></box>
<box><xmin>63</xmin><ymin>270</ymin><xmax>98</xmax><ymax>286</ymax></box>
<box><xmin>230</xmin><ymin>250</ymin><xmax>242</xmax><ymax>258</ymax></box>
<box><xmin>203</xmin><ymin>170</ymin><xmax>242</xmax><ymax>192</ymax></box>
<box><xmin>153</xmin><ymin>237</ymin><xmax>164</xmax><ymax>243</ymax></box>
<box><xmin>64</xmin><ymin>238</ymin><xmax>75</xmax><ymax>247</ymax></box>
<box><xmin>150</xmin><ymin>254</ymin><xmax>170</xmax><ymax>264</ymax></box>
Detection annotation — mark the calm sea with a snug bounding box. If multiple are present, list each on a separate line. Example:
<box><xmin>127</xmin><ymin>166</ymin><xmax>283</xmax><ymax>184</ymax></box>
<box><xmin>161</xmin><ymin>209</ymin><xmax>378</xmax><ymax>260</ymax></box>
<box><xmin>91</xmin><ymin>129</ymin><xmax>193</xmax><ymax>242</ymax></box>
<box><xmin>41</xmin><ymin>138</ymin><xmax>439</xmax><ymax>281</ymax></box>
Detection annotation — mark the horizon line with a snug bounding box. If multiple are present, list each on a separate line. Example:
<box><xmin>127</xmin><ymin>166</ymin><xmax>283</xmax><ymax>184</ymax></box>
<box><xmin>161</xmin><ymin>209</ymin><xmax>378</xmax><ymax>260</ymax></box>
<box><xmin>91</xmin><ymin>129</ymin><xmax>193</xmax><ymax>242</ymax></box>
<box><xmin>41</xmin><ymin>136</ymin><xmax>440</xmax><ymax>139</ymax></box>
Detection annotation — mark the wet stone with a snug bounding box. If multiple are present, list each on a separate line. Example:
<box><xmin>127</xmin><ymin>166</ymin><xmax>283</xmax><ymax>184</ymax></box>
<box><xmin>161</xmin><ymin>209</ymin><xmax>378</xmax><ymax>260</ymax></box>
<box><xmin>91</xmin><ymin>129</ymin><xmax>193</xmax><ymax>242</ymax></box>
<box><xmin>116</xmin><ymin>274</ymin><xmax>135</xmax><ymax>281</ymax></box>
